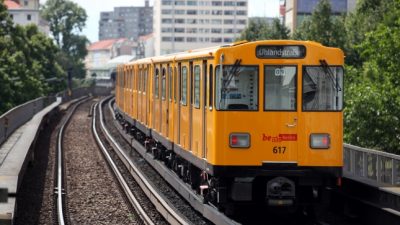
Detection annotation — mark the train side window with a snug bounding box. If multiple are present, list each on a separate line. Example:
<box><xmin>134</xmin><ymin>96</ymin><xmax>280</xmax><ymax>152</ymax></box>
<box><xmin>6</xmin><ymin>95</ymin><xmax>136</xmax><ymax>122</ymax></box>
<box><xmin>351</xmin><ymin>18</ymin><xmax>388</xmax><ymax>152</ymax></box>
<box><xmin>209</xmin><ymin>64</ymin><xmax>213</xmax><ymax>110</ymax></box>
<box><xmin>174</xmin><ymin>67</ymin><xmax>178</xmax><ymax>102</ymax></box>
<box><xmin>162</xmin><ymin>68</ymin><xmax>166</xmax><ymax>100</ymax></box>
<box><xmin>194</xmin><ymin>65</ymin><xmax>201</xmax><ymax>108</ymax></box>
<box><xmin>181</xmin><ymin>66</ymin><xmax>187</xmax><ymax>106</ymax></box>
<box><xmin>155</xmin><ymin>67</ymin><xmax>159</xmax><ymax>98</ymax></box>
<box><xmin>169</xmin><ymin>67</ymin><xmax>173</xmax><ymax>101</ymax></box>
<box><xmin>143</xmin><ymin>68</ymin><xmax>147</xmax><ymax>94</ymax></box>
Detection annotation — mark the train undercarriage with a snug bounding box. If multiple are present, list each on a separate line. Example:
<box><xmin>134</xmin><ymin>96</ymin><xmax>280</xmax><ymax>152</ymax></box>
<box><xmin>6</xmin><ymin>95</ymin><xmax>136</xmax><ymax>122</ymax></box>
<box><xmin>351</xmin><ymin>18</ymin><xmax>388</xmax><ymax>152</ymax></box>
<box><xmin>115</xmin><ymin>112</ymin><xmax>339</xmax><ymax>216</ymax></box>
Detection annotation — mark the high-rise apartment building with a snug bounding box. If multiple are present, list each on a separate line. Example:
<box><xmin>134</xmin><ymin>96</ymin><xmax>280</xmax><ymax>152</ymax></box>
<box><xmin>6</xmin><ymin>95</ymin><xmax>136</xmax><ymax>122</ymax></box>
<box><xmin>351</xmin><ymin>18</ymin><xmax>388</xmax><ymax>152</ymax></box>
<box><xmin>284</xmin><ymin>0</ymin><xmax>356</xmax><ymax>33</ymax></box>
<box><xmin>99</xmin><ymin>0</ymin><xmax>153</xmax><ymax>41</ymax></box>
<box><xmin>153</xmin><ymin>0</ymin><xmax>248</xmax><ymax>56</ymax></box>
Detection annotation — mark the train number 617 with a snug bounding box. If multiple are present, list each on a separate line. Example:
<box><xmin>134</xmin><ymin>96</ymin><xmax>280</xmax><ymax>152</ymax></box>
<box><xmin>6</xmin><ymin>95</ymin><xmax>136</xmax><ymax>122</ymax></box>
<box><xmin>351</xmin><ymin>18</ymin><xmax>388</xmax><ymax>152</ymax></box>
<box><xmin>273</xmin><ymin>146</ymin><xmax>286</xmax><ymax>154</ymax></box>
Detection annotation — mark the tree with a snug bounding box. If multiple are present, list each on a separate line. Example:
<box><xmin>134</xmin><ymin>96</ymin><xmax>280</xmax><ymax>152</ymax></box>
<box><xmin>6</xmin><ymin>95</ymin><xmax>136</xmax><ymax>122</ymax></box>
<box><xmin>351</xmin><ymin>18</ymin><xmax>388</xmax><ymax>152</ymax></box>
<box><xmin>238</xmin><ymin>18</ymin><xmax>290</xmax><ymax>41</ymax></box>
<box><xmin>41</xmin><ymin>0</ymin><xmax>89</xmax><ymax>79</ymax></box>
<box><xmin>293</xmin><ymin>0</ymin><xmax>347</xmax><ymax>50</ymax></box>
<box><xmin>345</xmin><ymin>0</ymin><xmax>393</xmax><ymax>66</ymax></box>
<box><xmin>344</xmin><ymin>0</ymin><xmax>400</xmax><ymax>154</ymax></box>
<box><xmin>0</xmin><ymin>0</ymin><xmax>65</xmax><ymax>114</ymax></box>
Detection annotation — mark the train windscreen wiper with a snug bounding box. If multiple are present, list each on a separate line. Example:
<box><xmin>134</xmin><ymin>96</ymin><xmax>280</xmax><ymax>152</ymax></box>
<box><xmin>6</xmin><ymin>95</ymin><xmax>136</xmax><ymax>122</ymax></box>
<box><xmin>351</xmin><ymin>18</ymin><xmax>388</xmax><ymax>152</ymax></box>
<box><xmin>319</xmin><ymin>59</ymin><xmax>342</xmax><ymax>92</ymax></box>
<box><xmin>222</xmin><ymin>59</ymin><xmax>242</xmax><ymax>94</ymax></box>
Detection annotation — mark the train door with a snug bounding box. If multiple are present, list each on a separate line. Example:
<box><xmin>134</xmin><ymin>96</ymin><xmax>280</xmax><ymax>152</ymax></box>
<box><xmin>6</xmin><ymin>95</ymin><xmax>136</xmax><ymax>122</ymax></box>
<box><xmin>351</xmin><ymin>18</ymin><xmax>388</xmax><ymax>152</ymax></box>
<box><xmin>168</xmin><ymin>66</ymin><xmax>174</xmax><ymax>141</ymax></box>
<box><xmin>179</xmin><ymin>63</ymin><xmax>190</xmax><ymax>149</ymax></box>
<box><xmin>137</xmin><ymin>66</ymin><xmax>141</xmax><ymax>120</ymax></box>
<box><xmin>262</xmin><ymin>64</ymin><xmax>298</xmax><ymax>163</ymax></box>
<box><xmin>138</xmin><ymin>67</ymin><xmax>142</xmax><ymax>123</ymax></box>
<box><xmin>175</xmin><ymin>64</ymin><xmax>181</xmax><ymax>144</ymax></box>
<box><xmin>191</xmin><ymin>62</ymin><xmax>203</xmax><ymax>157</ymax></box>
<box><xmin>145</xmin><ymin>67</ymin><xmax>149</xmax><ymax>125</ymax></box>
<box><xmin>131</xmin><ymin>66</ymin><xmax>138</xmax><ymax>120</ymax></box>
<box><xmin>205</xmin><ymin>63</ymin><xmax>214</xmax><ymax>161</ymax></box>
<box><xmin>154</xmin><ymin>65</ymin><xmax>161</xmax><ymax>132</ymax></box>
<box><xmin>189</xmin><ymin>62</ymin><xmax>193</xmax><ymax>151</ymax></box>
<box><xmin>202</xmin><ymin>61</ymin><xmax>207</xmax><ymax>159</ymax></box>
<box><xmin>129</xmin><ymin>66</ymin><xmax>134</xmax><ymax>118</ymax></box>
<box><xmin>161</xmin><ymin>66</ymin><xmax>168</xmax><ymax>135</ymax></box>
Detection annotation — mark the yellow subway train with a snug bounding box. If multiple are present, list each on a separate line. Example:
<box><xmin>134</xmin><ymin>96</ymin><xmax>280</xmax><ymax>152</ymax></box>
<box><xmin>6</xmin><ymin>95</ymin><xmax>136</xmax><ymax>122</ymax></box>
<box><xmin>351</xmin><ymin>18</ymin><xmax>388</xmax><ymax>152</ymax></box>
<box><xmin>114</xmin><ymin>40</ymin><xmax>344</xmax><ymax>211</ymax></box>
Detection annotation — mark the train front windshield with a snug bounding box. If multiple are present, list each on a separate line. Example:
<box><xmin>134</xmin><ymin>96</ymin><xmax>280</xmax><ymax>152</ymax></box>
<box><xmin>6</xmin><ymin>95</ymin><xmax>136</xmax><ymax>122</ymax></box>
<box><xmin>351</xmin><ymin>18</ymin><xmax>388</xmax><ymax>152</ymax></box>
<box><xmin>302</xmin><ymin>66</ymin><xmax>344</xmax><ymax>111</ymax></box>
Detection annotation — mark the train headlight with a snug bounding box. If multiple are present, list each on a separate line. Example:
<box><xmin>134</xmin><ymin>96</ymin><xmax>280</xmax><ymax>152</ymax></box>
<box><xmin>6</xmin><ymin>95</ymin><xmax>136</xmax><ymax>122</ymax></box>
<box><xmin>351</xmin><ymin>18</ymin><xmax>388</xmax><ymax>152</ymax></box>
<box><xmin>230</xmin><ymin>133</ymin><xmax>250</xmax><ymax>148</ymax></box>
<box><xmin>310</xmin><ymin>133</ymin><xmax>330</xmax><ymax>149</ymax></box>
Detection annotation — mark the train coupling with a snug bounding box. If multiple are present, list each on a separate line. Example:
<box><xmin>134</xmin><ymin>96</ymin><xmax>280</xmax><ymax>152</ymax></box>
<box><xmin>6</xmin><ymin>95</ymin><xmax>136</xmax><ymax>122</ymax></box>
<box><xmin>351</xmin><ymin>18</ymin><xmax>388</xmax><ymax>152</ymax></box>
<box><xmin>266</xmin><ymin>177</ymin><xmax>295</xmax><ymax>206</ymax></box>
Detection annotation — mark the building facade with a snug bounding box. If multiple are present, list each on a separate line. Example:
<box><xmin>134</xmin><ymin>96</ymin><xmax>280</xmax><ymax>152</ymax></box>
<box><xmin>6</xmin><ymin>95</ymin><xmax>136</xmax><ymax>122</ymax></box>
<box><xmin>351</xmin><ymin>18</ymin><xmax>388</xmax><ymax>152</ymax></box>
<box><xmin>85</xmin><ymin>38</ymin><xmax>137</xmax><ymax>79</ymax></box>
<box><xmin>99</xmin><ymin>0</ymin><xmax>153</xmax><ymax>41</ymax></box>
<box><xmin>153</xmin><ymin>0</ymin><xmax>248</xmax><ymax>56</ymax></box>
<box><xmin>284</xmin><ymin>0</ymin><xmax>356</xmax><ymax>33</ymax></box>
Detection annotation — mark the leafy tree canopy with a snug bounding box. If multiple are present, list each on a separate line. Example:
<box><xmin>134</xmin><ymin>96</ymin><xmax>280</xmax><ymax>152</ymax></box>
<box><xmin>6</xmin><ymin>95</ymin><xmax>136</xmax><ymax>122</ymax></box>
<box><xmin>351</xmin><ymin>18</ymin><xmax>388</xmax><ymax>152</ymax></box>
<box><xmin>41</xmin><ymin>0</ymin><xmax>89</xmax><ymax>79</ymax></box>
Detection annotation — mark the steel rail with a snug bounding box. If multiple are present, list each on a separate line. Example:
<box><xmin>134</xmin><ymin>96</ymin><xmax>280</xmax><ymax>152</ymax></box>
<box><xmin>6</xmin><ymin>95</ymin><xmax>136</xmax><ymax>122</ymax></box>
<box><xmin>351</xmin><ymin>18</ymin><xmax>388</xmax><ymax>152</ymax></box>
<box><xmin>56</xmin><ymin>96</ymin><xmax>90</xmax><ymax>225</ymax></box>
<box><xmin>97</xmin><ymin>97</ymin><xmax>189</xmax><ymax>225</ymax></box>
<box><xmin>92</xmin><ymin>101</ymin><xmax>155</xmax><ymax>225</ymax></box>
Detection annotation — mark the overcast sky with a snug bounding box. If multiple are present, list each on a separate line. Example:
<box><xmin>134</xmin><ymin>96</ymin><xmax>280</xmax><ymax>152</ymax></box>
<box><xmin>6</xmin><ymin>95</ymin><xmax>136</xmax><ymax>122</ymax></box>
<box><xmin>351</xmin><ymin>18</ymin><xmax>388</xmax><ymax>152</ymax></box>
<box><xmin>39</xmin><ymin>0</ymin><xmax>280</xmax><ymax>43</ymax></box>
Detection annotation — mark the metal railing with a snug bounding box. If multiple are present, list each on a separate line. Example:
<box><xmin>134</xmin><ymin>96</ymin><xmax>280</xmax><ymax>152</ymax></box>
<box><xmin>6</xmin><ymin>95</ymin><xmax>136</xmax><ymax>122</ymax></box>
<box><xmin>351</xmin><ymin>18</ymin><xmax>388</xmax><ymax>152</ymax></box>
<box><xmin>344</xmin><ymin>144</ymin><xmax>400</xmax><ymax>186</ymax></box>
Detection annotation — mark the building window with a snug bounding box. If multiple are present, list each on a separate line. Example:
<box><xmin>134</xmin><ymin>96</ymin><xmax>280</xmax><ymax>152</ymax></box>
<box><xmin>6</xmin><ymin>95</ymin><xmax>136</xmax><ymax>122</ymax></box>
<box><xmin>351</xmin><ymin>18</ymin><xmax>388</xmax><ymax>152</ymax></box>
<box><xmin>224</xmin><ymin>38</ymin><xmax>233</xmax><ymax>43</ymax></box>
<box><xmin>24</xmin><ymin>1</ymin><xmax>28</xmax><ymax>6</ymax></box>
<box><xmin>237</xmin><ymin>1</ymin><xmax>247</xmax><ymax>6</ymax></box>
<box><xmin>175</xmin><ymin>0</ymin><xmax>185</xmax><ymax>5</ymax></box>
<box><xmin>162</xmin><ymin>37</ymin><xmax>172</xmax><ymax>41</ymax></box>
<box><xmin>224</xmin><ymin>19</ymin><xmax>234</xmax><ymax>24</ymax></box>
<box><xmin>174</xmin><ymin>28</ymin><xmax>185</xmax><ymax>33</ymax></box>
<box><xmin>174</xmin><ymin>37</ymin><xmax>184</xmax><ymax>42</ymax></box>
<box><xmin>211</xmin><ymin>19</ymin><xmax>222</xmax><ymax>24</ymax></box>
<box><xmin>187</xmin><ymin>1</ymin><xmax>197</xmax><ymax>6</ymax></box>
<box><xmin>224</xmin><ymin>1</ymin><xmax>236</xmax><ymax>6</ymax></box>
<box><xmin>162</xmin><ymin>0</ymin><xmax>172</xmax><ymax>5</ymax></box>
<box><xmin>211</xmin><ymin>28</ymin><xmax>222</xmax><ymax>33</ymax></box>
<box><xmin>175</xmin><ymin>10</ymin><xmax>185</xmax><ymax>14</ymax></box>
<box><xmin>186</xmin><ymin>28</ymin><xmax>197</xmax><ymax>33</ymax></box>
<box><xmin>175</xmin><ymin>18</ymin><xmax>185</xmax><ymax>24</ymax></box>
<box><xmin>162</xmin><ymin>18</ymin><xmax>172</xmax><ymax>24</ymax></box>
<box><xmin>212</xmin><ymin>10</ymin><xmax>222</xmax><ymax>15</ymax></box>
<box><xmin>211</xmin><ymin>1</ymin><xmax>222</xmax><ymax>6</ymax></box>
<box><xmin>186</xmin><ymin>19</ymin><xmax>197</xmax><ymax>24</ymax></box>
<box><xmin>187</xmin><ymin>10</ymin><xmax>197</xmax><ymax>15</ymax></box>
<box><xmin>211</xmin><ymin>38</ymin><xmax>222</xmax><ymax>43</ymax></box>
<box><xmin>162</xmin><ymin>9</ymin><xmax>172</xmax><ymax>14</ymax></box>
<box><xmin>162</xmin><ymin>27</ymin><xmax>173</xmax><ymax>33</ymax></box>
<box><xmin>187</xmin><ymin>37</ymin><xmax>197</xmax><ymax>42</ymax></box>
<box><xmin>224</xmin><ymin>10</ymin><xmax>235</xmax><ymax>15</ymax></box>
<box><xmin>27</xmin><ymin>14</ymin><xmax>31</xmax><ymax>21</ymax></box>
<box><xmin>237</xmin><ymin>10</ymin><xmax>247</xmax><ymax>16</ymax></box>
<box><xmin>237</xmin><ymin>20</ymin><xmax>247</xmax><ymax>25</ymax></box>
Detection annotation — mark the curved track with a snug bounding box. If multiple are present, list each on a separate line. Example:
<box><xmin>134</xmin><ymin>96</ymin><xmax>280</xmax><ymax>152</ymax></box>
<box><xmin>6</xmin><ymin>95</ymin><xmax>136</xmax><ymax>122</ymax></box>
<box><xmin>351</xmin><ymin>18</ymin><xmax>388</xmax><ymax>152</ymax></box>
<box><xmin>94</xmin><ymin>96</ymin><xmax>190</xmax><ymax>225</ymax></box>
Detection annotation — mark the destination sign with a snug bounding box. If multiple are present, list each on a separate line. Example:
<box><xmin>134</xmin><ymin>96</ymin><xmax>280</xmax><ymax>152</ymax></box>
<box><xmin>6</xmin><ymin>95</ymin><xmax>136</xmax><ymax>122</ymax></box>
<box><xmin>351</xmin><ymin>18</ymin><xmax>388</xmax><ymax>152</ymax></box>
<box><xmin>256</xmin><ymin>45</ymin><xmax>306</xmax><ymax>59</ymax></box>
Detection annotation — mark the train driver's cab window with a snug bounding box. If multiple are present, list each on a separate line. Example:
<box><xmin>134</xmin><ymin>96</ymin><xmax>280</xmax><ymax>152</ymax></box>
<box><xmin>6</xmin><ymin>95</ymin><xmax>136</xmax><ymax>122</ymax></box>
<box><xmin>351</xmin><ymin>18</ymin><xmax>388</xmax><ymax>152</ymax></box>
<box><xmin>303</xmin><ymin>66</ymin><xmax>343</xmax><ymax>111</ymax></box>
<box><xmin>215</xmin><ymin>65</ymin><xmax>258</xmax><ymax>110</ymax></box>
<box><xmin>264</xmin><ymin>66</ymin><xmax>297</xmax><ymax>111</ymax></box>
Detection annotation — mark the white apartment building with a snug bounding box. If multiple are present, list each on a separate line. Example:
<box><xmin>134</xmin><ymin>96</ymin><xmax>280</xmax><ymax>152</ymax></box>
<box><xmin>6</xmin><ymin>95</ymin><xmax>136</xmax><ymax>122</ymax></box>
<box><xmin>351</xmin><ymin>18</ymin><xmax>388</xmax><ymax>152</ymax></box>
<box><xmin>5</xmin><ymin>0</ymin><xmax>49</xmax><ymax>35</ymax></box>
<box><xmin>154</xmin><ymin>0</ymin><xmax>248</xmax><ymax>56</ymax></box>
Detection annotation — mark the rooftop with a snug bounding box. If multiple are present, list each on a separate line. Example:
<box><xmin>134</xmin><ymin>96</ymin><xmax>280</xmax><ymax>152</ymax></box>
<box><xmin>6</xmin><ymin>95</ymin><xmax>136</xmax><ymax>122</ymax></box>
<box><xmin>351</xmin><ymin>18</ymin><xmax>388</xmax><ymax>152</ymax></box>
<box><xmin>4</xmin><ymin>0</ymin><xmax>21</xmax><ymax>9</ymax></box>
<box><xmin>87</xmin><ymin>38</ymin><xmax>126</xmax><ymax>51</ymax></box>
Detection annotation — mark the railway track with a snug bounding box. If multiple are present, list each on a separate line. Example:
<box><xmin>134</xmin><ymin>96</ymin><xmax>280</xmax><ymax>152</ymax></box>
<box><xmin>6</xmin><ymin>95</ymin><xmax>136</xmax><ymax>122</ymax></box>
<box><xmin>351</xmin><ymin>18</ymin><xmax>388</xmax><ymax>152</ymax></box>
<box><xmin>54</xmin><ymin>97</ymin><xmax>89</xmax><ymax>225</ymax></box>
<box><xmin>92</xmin><ymin>98</ymin><xmax>185</xmax><ymax>224</ymax></box>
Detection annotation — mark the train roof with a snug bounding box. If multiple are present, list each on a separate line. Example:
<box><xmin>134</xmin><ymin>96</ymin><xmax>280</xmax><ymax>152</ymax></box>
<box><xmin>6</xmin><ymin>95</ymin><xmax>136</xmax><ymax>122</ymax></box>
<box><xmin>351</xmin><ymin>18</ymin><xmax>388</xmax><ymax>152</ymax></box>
<box><xmin>127</xmin><ymin>40</ymin><xmax>342</xmax><ymax>66</ymax></box>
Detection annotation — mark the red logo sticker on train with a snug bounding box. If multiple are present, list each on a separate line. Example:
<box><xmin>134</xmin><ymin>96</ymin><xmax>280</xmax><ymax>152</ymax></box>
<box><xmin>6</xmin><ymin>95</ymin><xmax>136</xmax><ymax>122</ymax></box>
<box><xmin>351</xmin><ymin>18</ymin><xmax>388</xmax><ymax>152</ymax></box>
<box><xmin>262</xmin><ymin>134</ymin><xmax>297</xmax><ymax>142</ymax></box>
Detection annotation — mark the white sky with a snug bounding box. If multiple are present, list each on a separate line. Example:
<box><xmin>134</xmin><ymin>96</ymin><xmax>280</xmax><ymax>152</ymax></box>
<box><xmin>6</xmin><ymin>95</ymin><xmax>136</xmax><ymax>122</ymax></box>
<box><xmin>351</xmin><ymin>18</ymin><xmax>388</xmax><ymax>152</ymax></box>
<box><xmin>39</xmin><ymin>0</ymin><xmax>280</xmax><ymax>43</ymax></box>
